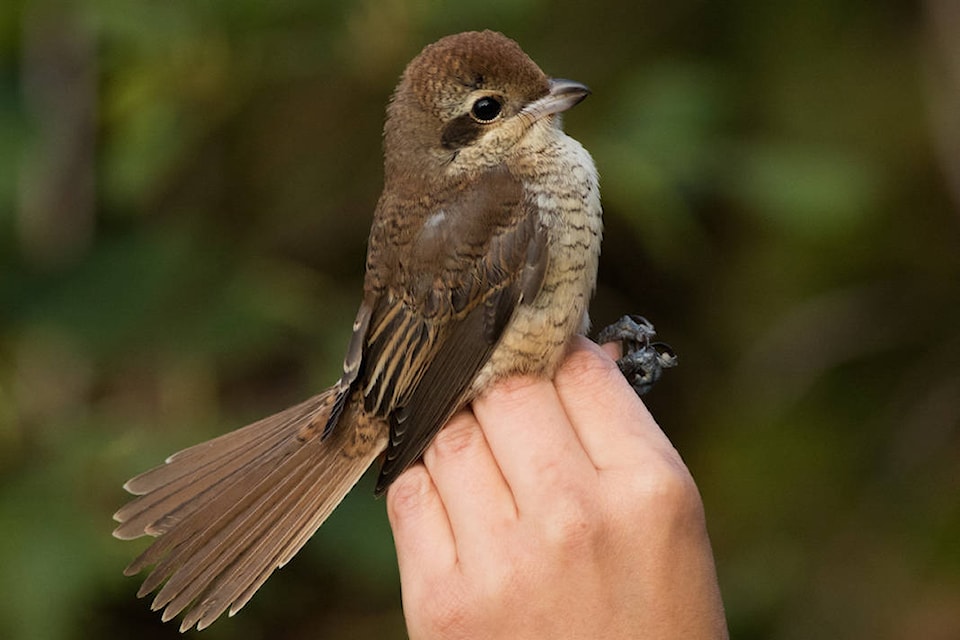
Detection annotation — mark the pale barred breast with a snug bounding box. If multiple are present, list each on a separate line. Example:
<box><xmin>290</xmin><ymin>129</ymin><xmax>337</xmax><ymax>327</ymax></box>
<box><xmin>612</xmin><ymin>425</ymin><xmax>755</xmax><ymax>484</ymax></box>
<box><xmin>472</xmin><ymin>128</ymin><xmax>602</xmax><ymax>391</ymax></box>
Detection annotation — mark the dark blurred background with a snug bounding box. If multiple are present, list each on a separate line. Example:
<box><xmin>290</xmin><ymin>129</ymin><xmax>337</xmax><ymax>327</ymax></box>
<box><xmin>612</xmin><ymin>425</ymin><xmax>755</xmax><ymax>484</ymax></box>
<box><xmin>2</xmin><ymin>1</ymin><xmax>959</xmax><ymax>639</ymax></box>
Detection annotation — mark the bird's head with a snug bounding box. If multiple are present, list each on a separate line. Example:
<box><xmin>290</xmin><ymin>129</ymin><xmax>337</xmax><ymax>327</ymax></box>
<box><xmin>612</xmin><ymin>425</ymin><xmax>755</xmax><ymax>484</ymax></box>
<box><xmin>384</xmin><ymin>31</ymin><xmax>590</xmax><ymax>185</ymax></box>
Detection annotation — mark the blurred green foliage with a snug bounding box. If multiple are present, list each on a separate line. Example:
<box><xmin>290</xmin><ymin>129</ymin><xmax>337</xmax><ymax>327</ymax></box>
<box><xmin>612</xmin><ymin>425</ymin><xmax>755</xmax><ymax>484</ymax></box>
<box><xmin>2</xmin><ymin>0</ymin><xmax>959</xmax><ymax>638</ymax></box>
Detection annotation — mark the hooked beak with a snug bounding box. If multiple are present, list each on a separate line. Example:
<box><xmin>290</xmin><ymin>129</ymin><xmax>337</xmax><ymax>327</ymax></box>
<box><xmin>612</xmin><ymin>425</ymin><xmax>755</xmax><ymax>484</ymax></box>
<box><xmin>522</xmin><ymin>78</ymin><xmax>591</xmax><ymax>122</ymax></box>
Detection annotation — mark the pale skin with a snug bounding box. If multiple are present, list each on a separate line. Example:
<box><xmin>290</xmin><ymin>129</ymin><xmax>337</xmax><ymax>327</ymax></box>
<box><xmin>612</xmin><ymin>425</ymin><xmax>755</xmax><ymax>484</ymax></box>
<box><xmin>387</xmin><ymin>336</ymin><xmax>729</xmax><ymax>639</ymax></box>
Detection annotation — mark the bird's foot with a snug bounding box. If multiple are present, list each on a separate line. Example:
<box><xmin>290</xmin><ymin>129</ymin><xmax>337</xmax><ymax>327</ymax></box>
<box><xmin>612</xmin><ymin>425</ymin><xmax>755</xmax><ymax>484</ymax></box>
<box><xmin>597</xmin><ymin>315</ymin><xmax>677</xmax><ymax>396</ymax></box>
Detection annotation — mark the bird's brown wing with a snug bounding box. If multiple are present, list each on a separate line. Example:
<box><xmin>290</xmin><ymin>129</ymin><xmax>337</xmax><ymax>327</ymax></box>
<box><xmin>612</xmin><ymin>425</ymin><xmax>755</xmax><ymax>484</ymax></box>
<box><xmin>336</xmin><ymin>166</ymin><xmax>548</xmax><ymax>493</ymax></box>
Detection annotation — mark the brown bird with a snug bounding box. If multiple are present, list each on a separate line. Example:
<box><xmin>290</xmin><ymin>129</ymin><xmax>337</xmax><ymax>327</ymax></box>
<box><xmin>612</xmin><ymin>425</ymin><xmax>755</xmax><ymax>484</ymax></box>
<box><xmin>114</xmin><ymin>30</ymin><xmax>670</xmax><ymax>632</ymax></box>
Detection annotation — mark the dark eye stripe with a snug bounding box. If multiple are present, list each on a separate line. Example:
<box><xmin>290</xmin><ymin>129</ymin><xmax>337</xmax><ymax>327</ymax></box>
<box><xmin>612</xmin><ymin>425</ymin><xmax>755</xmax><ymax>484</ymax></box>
<box><xmin>441</xmin><ymin>114</ymin><xmax>483</xmax><ymax>149</ymax></box>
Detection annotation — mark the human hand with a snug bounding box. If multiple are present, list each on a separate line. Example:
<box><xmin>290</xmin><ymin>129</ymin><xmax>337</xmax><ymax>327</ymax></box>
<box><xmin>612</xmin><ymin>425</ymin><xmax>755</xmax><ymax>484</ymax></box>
<box><xmin>386</xmin><ymin>336</ymin><xmax>728</xmax><ymax>639</ymax></box>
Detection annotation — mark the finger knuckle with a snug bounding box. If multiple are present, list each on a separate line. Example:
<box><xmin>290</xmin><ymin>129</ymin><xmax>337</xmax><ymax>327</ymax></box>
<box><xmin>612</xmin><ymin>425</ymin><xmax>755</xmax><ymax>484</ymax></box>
<box><xmin>556</xmin><ymin>343</ymin><xmax>624</xmax><ymax>394</ymax></box>
<box><xmin>624</xmin><ymin>458</ymin><xmax>704</xmax><ymax>523</ymax></box>
<box><xmin>541</xmin><ymin>493</ymin><xmax>602</xmax><ymax>552</ymax></box>
<box><xmin>429</xmin><ymin>414</ymin><xmax>482</xmax><ymax>461</ymax></box>
<box><xmin>386</xmin><ymin>467</ymin><xmax>430</xmax><ymax>515</ymax></box>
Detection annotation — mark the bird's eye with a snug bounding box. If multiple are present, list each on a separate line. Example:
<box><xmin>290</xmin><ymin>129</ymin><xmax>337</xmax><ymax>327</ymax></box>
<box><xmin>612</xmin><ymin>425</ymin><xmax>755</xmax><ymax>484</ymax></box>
<box><xmin>470</xmin><ymin>96</ymin><xmax>502</xmax><ymax>122</ymax></box>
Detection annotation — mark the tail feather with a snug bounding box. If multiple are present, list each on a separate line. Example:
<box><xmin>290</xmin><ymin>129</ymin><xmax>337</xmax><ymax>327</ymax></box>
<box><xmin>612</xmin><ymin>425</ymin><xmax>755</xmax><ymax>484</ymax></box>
<box><xmin>184</xmin><ymin>452</ymin><xmax>355</xmax><ymax>630</ymax></box>
<box><xmin>114</xmin><ymin>394</ymin><xmax>330</xmax><ymax>539</ymax></box>
<box><xmin>148</xmin><ymin>452</ymin><xmax>319</xmax><ymax>614</ymax></box>
<box><xmin>171</xmin><ymin>444</ymin><xmax>347</xmax><ymax>627</ymax></box>
<box><xmin>113</xmin><ymin>390</ymin><xmax>388</xmax><ymax>632</ymax></box>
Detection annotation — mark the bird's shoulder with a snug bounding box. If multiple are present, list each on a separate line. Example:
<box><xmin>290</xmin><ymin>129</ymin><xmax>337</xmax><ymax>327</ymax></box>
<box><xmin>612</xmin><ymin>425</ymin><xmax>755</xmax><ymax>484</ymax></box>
<box><xmin>365</xmin><ymin>165</ymin><xmax>537</xmax><ymax>313</ymax></box>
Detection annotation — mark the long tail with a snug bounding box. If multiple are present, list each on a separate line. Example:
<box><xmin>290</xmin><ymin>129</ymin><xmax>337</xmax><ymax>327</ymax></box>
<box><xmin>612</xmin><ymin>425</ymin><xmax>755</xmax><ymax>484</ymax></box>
<box><xmin>113</xmin><ymin>390</ymin><xmax>387</xmax><ymax>632</ymax></box>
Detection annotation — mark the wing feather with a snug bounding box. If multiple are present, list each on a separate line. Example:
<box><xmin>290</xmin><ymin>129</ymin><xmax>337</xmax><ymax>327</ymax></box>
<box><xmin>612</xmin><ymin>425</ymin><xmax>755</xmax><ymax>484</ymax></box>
<box><xmin>353</xmin><ymin>167</ymin><xmax>549</xmax><ymax>492</ymax></box>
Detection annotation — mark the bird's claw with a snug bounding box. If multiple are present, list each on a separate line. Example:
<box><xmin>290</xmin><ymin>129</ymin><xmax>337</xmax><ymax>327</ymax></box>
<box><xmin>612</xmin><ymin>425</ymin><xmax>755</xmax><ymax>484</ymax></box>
<box><xmin>597</xmin><ymin>315</ymin><xmax>677</xmax><ymax>396</ymax></box>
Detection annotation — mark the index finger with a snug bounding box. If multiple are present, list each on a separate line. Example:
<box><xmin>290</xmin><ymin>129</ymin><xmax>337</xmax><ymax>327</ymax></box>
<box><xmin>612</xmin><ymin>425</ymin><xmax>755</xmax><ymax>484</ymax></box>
<box><xmin>471</xmin><ymin>375</ymin><xmax>598</xmax><ymax>511</ymax></box>
<box><xmin>554</xmin><ymin>337</ymin><xmax>680</xmax><ymax>470</ymax></box>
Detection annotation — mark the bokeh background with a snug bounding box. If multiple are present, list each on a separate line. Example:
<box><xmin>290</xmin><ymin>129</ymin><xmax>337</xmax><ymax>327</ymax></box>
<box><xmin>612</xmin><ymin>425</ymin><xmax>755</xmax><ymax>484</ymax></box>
<box><xmin>2</xmin><ymin>1</ymin><xmax>958</xmax><ymax>638</ymax></box>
